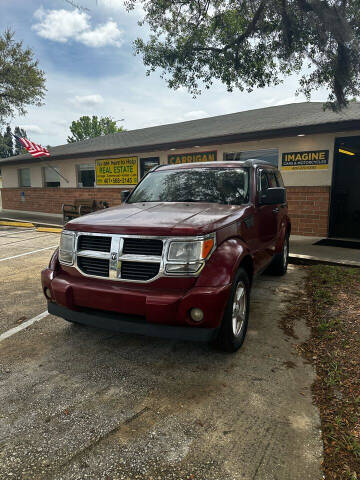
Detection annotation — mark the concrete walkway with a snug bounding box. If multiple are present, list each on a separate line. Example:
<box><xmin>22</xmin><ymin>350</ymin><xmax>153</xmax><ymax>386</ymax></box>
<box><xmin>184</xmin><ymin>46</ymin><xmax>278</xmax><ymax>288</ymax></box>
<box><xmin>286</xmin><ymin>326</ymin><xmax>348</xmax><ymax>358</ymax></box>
<box><xmin>290</xmin><ymin>235</ymin><xmax>360</xmax><ymax>268</ymax></box>
<box><xmin>0</xmin><ymin>209</ymin><xmax>63</xmax><ymax>226</ymax></box>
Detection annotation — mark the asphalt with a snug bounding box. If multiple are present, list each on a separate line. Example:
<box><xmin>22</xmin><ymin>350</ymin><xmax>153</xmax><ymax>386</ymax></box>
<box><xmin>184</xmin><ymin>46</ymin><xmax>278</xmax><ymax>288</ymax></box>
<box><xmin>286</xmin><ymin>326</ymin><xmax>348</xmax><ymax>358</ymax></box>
<box><xmin>0</xmin><ymin>225</ymin><xmax>323</xmax><ymax>480</ymax></box>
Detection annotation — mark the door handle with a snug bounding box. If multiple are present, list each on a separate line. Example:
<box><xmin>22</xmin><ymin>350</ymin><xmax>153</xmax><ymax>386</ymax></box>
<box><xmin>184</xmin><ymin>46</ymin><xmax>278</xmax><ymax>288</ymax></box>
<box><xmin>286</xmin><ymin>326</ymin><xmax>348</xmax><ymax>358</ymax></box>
<box><xmin>272</xmin><ymin>207</ymin><xmax>279</xmax><ymax>213</ymax></box>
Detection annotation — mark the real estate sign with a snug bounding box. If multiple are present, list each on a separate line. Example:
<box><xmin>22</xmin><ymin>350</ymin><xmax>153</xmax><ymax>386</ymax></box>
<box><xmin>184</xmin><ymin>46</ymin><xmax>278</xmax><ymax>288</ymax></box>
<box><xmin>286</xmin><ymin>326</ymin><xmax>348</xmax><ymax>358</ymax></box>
<box><xmin>96</xmin><ymin>157</ymin><xmax>138</xmax><ymax>185</ymax></box>
<box><xmin>281</xmin><ymin>150</ymin><xmax>329</xmax><ymax>170</ymax></box>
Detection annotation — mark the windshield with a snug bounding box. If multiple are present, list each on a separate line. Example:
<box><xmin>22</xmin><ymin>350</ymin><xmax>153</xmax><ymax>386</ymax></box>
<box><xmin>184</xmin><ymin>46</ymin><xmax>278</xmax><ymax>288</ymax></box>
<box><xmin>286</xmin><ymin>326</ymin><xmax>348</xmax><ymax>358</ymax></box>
<box><xmin>128</xmin><ymin>168</ymin><xmax>250</xmax><ymax>205</ymax></box>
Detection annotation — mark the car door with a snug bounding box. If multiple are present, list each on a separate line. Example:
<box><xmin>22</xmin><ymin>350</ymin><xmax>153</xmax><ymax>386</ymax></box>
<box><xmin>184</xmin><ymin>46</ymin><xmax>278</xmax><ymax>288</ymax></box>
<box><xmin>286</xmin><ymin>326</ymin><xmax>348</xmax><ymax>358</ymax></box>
<box><xmin>255</xmin><ymin>168</ymin><xmax>279</xmax><ymax>266</ymax></box>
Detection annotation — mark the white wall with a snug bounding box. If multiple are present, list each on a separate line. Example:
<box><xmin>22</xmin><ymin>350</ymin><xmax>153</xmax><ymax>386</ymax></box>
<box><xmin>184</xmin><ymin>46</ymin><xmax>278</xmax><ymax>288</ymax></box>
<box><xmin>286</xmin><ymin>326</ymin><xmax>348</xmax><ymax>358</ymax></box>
<box><xmin>2</xmin><ymin>129</ymin><xmax>360</xmax><ymax>189</ymax></box>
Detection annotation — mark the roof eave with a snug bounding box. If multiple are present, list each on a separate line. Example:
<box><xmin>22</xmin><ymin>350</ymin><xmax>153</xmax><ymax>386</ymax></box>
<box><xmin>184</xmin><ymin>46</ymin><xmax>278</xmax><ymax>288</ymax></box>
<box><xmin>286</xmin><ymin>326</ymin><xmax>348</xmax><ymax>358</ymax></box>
<box><xmin>0</xmin><ymin>119</ymin><xmax>359</xmax><ymax>167</ymax></box>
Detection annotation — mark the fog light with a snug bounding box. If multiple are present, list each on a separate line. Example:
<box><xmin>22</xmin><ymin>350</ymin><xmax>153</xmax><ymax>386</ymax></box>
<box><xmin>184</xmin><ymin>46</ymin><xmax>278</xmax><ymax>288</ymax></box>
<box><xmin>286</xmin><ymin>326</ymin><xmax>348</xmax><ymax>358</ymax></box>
<box><xmin>44</xmin><ymin>288</ymin><xmax>52</xmax><ymax>300</ymax></box>
<box><xmin>190</xmin><ymin>308</ymin><xmax>204</xmax><ymax>322</ymax></box>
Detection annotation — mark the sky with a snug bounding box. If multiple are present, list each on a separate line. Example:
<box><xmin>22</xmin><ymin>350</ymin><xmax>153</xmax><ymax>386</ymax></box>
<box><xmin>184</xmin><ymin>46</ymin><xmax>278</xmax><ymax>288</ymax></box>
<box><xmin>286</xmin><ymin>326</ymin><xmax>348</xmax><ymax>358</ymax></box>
<box><xmin>1</xmin><ymin>0</ymin><xmax>329</xmax><ymax>147</ymax></box>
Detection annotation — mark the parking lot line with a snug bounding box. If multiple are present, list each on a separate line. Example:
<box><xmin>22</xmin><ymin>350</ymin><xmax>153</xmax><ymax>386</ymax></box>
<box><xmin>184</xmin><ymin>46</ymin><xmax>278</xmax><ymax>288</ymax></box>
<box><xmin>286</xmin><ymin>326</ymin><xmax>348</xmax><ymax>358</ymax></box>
<box><xmin>0</xmin><ymin>311</ymin><xmax>48</xmax><ymax>343</ymax></box>
<box><xmin>0</xmin><ymin>245</ymin><xmax>58</xmax><ymax>262</ymax></box>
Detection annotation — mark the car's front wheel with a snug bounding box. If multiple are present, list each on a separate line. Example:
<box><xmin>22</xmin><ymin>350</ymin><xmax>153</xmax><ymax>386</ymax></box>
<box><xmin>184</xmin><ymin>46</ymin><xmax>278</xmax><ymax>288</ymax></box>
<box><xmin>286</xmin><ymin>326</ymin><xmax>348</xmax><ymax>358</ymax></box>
<box><xmin>216</xmin><ymin>268</ymin><xmax>250</xmax><ymax>353</ymax></box>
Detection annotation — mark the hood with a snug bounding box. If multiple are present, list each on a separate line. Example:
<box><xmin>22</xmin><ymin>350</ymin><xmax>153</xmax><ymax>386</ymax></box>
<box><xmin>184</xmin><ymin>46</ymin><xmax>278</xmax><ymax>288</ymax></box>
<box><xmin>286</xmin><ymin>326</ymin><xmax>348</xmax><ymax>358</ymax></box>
<box><xmin>66</xmin><ymin>202</ymin><xmax>247</xmax><ymax>236</ymax></box>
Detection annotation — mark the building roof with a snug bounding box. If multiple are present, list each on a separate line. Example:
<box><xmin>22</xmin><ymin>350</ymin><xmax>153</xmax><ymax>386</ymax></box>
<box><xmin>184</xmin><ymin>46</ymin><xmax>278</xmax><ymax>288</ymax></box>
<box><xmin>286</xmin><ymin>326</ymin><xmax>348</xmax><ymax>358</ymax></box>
<box><xmin>2</xmin><ymin>101</ymin><xmax>360</xmax><ymax>166</ymax></box>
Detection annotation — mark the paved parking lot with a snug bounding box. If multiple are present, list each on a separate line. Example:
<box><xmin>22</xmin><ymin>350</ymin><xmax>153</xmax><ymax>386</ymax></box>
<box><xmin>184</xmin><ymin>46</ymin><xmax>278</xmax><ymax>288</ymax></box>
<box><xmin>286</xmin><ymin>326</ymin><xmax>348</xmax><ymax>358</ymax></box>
<box><xmin>0</xmin><ymin>225</ymin><xmax>323</xmax><ymax>480</ymax></box>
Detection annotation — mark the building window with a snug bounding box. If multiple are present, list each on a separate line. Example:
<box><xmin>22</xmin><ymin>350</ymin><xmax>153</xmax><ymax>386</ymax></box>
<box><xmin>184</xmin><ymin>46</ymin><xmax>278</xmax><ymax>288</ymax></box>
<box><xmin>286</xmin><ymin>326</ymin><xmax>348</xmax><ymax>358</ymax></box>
<box><xmin>43</xmin><ymin>166</ymin><xmax>60</xmax><ymax>188</ymax></box>
<box><xmin>140</xmin><ymin>157</ymin><xmax>160</xmax><ymax>178</ymax></box>
<box><xmin>18</xmin><ymin>168</ymin><xmax>31</xmax><ymax>187</ymax></box>
<box><xmin>77</xmin><ymin>164</ymin><xmax>95</xmax><ymax>187</ymax></box>
<box><xmin>224</xmin><ymin>149</ymin><xmax>279</xmax><ymax>167</ymax></box>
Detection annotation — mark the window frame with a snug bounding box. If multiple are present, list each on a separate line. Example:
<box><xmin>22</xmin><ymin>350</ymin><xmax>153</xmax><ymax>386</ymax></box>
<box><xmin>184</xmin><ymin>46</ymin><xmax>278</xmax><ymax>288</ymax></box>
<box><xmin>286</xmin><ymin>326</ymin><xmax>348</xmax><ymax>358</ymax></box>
<box><xmin>223</xmin><ymin>148</ymin><xmax>279</xmax><ymax>167</ymax></box>
<box><xmin>76</xmin><ymin>163</ymin><xmax>96</xmax><ymax>188</ymax></box>
<box><xmin>18</xmin><ymin>168</ymin><xmax>31</xmax><ymax>187</ymax></box>
<box><xmin>43</xmin><ymin>166</ymin><xmax>61</xmax><ymax>188</ymax></box>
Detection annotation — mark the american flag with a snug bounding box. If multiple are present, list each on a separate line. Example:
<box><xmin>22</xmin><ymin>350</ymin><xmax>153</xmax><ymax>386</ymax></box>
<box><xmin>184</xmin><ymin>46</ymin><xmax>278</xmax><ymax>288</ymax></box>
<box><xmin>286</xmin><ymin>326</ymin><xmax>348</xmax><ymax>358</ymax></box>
<box><xmin>14</xmin><ymin>135</ymin><xmax>50</xmax><ymax>158</ymax></box>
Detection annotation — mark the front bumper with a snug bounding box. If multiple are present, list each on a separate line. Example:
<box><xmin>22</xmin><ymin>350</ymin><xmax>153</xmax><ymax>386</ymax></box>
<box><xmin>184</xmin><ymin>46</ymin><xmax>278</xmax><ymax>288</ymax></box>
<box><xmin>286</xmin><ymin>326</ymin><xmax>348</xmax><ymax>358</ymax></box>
<box><xmin>42</xmin><ymin>268</ymin><xmax>231</xmax><ymax>340</ymax></box>
<box><xmin>48</xmin><ymin>302</ymin><xmax>217</xmax><ymax>342</ymax></box>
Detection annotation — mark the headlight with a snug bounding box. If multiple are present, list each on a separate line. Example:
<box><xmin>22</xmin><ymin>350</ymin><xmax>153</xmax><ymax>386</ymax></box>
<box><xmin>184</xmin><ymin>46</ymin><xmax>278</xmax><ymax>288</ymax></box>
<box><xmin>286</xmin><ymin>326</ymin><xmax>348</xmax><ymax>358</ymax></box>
<box><xmin>59</xmin><ymin>231</ymin><xmax>75</xmax><ymax>265</ymax></box>
<box><xmin>167</xmin><ymin>237</ymin><xmax>215</xmax><ymax>262</ymax></box>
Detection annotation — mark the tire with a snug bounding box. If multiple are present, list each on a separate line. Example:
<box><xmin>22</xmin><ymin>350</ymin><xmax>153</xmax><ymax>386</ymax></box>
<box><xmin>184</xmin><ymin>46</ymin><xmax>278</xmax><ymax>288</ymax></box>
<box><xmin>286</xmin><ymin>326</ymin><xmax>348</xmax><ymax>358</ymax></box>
<box><xmin>268</xmin><ymin>234</ymin><xmax>289</xmax><ymax>276</ymax></box>
<box><xmin>216</xmin><ymin>268</ymin><xmax>250</xmax><ymax>353</ymax></box>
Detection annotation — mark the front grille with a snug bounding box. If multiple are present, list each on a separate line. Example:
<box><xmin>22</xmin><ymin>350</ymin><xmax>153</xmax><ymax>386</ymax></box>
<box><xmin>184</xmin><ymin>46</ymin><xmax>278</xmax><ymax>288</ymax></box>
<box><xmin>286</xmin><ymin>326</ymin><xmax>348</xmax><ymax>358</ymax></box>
<box><xmin>123</xmin><ymin>238</ymin><xmax>163</xmax><ymax>256</ymax></box>
<box><xmin>121</xmin><ymin>261</ymin><xmax>160</xmax><ymax>281</ymax></box>
<box><xmin>78</xmin><ymin>257</ymin><xmax>109</xmax><ymax>277</ymax></box>
<box><xmin>78</xmin><ymin>235</ymin><xmax>111</xmax><ymax>252</ymax></box>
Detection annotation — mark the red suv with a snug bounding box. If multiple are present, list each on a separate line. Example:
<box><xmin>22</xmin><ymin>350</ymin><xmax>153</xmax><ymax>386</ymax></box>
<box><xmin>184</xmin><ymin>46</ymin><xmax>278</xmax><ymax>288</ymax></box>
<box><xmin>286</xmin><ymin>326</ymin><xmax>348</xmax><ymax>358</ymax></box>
<box><xmin>42</xmin><ymin>160</ymin><xmax>290</xmax><ymax>352</ymax></box>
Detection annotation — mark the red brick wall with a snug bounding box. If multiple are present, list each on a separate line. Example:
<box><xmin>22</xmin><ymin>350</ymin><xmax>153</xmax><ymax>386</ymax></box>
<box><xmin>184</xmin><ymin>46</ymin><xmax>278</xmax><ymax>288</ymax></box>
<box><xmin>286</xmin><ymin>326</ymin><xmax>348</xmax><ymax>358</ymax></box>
<box><xmin>2</xmin><ymin>185</ymin><xmax>331</xmax><ymax>237</ymax></box>
<box><xmin>1</xmin><ymin>187</ymin><xmax>126</xmax><ymax>214</ymax></box>
<box><xmin>287</xmin><ymin>186</ymin><xmax>330</xmax><ymax>237</ymax></box>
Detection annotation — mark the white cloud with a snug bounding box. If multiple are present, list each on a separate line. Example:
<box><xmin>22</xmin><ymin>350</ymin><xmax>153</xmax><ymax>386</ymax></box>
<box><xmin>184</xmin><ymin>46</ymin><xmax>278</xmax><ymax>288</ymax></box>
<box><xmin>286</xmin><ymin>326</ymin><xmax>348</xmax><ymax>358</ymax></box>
<box><xmin>78</xmin><ymin>21</ymin><xmax>123</xmax><ymax>47</ymax></box>
<box><xmin>184</xmin><ymin>110</ymin><xmax>208</xmax><ymax>120</ymax></box>
<box><xmin>70</xmin><ymin>94</ymin><xmax>104</xmax><ymax>107</ymax></box>
<box><xmin>32</xmin><ymin>7</ymin><xmax>123</xmax><ymax>47</ymax></box>
<box><xmin>19</xmin><ymin>125</ymin><xmax>44</xmax><ymax>135</ymax></box>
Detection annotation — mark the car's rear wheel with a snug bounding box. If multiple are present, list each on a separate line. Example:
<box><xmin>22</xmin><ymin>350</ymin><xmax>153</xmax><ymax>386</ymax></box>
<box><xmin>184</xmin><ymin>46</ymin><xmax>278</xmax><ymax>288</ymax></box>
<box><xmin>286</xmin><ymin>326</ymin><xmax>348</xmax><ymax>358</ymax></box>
<box><xmin>268</xmin><ymin>234</ymin><xmax>289</xmax><ymax>276</ymax></box>
<box><xmin>216</xmin><ymin>267</ymin><xmax>250</xmax><ymax>353</ymax></box>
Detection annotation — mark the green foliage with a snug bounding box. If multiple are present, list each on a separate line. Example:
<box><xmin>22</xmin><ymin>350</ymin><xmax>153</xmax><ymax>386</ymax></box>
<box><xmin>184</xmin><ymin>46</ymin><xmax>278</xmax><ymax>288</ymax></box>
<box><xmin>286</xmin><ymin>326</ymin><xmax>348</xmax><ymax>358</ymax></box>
<box><xmin>126</xmin><ymin>0</ymin><xmax>360</xmax><ymax>110</ymax></box>
<box><xmin>0</xmin><ymin>125</ymin><xmax>27</xmax><ymax>158</ymax></box>
<box><xmin>67</xmin><ymin>115</ymin><xmax>125</xmax><ymax>143</ymax></box>
<box><xmin>0</xmin><ymin>29</ymin><xmax>46</xmax><ymax>124</ymax></box>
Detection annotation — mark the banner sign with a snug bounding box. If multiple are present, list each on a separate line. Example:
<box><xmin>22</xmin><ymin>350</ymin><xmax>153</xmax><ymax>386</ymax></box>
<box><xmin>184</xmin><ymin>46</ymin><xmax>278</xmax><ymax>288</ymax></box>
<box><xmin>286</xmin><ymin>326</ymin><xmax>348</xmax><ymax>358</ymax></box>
<box><xmin>96</xmin><ymin>157</ymin><xmax>138</xmax><ymax>185</ymax></box>
<box><xmin>281</xmin><ymin>150</ymin><xmax>329</xmax><ymax>170</ymax></box>
<box><xmin>168</xmin><ymin>151</ymin><xmax>217</xmax><ymax>164</ymax></box>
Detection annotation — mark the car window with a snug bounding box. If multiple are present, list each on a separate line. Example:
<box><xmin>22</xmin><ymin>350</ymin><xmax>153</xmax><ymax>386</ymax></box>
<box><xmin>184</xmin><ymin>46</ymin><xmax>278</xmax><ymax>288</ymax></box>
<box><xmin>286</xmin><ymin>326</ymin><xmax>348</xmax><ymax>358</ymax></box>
<box><xmin>128</xmin><ymin>167</ymin><xmax>250</xmax><ymax>205</ymax></box>
<box><xmin>275</xmin><ymin>171</ymin><xmax>285</xmax><ymax>187</ymax></box>
<box><xmin>267</xmin><ymin>170</ymin><xmax>278</xmax><ymax>187</ymax></box>
<box><xmin>258</xmin><ymin>170</ymin><xmax>269</xmax><ymax>192</ymax></box>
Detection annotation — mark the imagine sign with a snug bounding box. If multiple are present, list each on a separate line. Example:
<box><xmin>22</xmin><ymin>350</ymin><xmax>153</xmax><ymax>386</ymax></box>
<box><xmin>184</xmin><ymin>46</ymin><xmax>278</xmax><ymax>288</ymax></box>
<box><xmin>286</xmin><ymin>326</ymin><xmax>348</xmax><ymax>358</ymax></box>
<box><xmin>281</xmin><ymin>150</ymin><xmax>329</xmax><ymax>170</ymax></box>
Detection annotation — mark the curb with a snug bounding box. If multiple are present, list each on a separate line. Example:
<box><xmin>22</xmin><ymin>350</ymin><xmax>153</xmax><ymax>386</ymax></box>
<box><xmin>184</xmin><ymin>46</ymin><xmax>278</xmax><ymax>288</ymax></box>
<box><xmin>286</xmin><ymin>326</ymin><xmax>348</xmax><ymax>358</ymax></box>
<box><xmin>289</xmin><ymin>254</ymin><xmax>360</xmax><ymax>269</ymax></box>
<box><xmin>0</xmin><ymin>221</ymin><xmax>35</xmax><ymax>228</ymax></box>
<box><xmin>0</xmin><ymin>220</ymin><xmax>62</xmax><ymax>233</ymax></box>
<box><xmin>36</xmin><ymin>227</ymin><xmax>62</xmax><ymax>233</ymax></box>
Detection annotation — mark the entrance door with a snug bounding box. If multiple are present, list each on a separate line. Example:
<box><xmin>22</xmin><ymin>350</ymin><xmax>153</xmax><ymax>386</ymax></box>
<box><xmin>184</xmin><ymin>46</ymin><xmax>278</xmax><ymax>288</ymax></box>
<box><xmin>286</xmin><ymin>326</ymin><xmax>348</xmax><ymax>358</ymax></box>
<box><xmin>330</xmin><ymin>137</ymin><xmax>360</xmax><ymax>239</ymax></box>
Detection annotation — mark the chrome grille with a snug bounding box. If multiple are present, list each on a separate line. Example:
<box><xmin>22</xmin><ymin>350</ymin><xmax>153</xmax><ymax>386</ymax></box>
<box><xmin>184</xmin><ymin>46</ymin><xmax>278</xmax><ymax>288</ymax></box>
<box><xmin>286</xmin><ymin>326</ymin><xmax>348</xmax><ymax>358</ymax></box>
<box><xmin>123</xmin><ymin>238</ymin><xmax>163</xmax><ymax>256</ymax></box>
<box><xmin>121</xmin><ymin>261</ymin><xmax>160</xmax><ymax>281</ymax></box>
<box><xmin>78</xmin><ymin>235</ymin><xmax>111</xmax><ymax>252</ymax></box>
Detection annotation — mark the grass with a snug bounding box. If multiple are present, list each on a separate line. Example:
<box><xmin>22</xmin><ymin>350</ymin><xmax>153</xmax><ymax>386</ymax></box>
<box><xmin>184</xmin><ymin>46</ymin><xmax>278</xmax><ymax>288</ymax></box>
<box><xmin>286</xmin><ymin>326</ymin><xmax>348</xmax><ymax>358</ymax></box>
<box><xmin>283</xmin><ymin>265</ymin><xmax>360</xmax><ymax>479</ymax></box>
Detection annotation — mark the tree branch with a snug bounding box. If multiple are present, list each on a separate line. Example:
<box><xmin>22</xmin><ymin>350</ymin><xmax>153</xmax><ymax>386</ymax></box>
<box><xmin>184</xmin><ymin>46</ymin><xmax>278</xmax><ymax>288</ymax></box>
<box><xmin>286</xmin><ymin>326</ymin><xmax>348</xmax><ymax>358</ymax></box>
<box><xmin>192</xmin><ymin>1</ymin><xmax>266</xmax><ymax>54</ymax></box>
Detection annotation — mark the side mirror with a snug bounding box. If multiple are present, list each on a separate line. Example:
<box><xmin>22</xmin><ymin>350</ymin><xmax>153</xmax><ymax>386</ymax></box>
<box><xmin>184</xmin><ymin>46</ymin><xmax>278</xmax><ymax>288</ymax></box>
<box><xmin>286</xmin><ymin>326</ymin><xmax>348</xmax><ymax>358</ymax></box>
<box><xmin>260</xmin><ymin>187</ymin><xmax>286</xmax><ymax>205</ymax></box>
<box><xmin>121</xmin><ymin>190</ymin><xmax>131</xmax><ymax>203</ymax></box>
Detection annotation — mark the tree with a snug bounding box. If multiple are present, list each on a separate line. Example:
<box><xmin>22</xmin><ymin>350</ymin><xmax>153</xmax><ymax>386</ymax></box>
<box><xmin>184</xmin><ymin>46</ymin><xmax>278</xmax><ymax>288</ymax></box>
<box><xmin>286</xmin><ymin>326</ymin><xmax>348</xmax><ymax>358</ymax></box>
<box><xmin>0</xmin><ymin>126</ymin><xmax>13</xmax><ymax>158</ymax></box>
<box><xmin>126</xmin><ymin>0</ymin><xmax>360</xmax><ymax>111</ymax></box>
<box><xmin>0</xmin><ymin>30</ymin><xmax>46</xmax><ymax>124</ymax></box>
<box><xmin>67</xmin><ymin>116</ymin><xmax>125</xmax><ymax>143</ymax></box>
<box><xmin>0</xmin><ymin>125</ymin><xmax>27</xmax><ymax>158</ymax></box>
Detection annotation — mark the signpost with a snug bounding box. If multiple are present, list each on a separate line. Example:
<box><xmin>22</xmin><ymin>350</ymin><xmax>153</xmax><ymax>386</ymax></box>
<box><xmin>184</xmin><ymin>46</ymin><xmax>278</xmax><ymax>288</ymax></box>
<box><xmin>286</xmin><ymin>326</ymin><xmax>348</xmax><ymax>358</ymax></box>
<box><xmin>96</xmin><ymin>157</ymin><xmax>138</xmax><ymax>185</ymax></box>
<box><xmin>281</xmin><ymin>150</ymin><xmax>329</xmax><ymax>170</ymax></box>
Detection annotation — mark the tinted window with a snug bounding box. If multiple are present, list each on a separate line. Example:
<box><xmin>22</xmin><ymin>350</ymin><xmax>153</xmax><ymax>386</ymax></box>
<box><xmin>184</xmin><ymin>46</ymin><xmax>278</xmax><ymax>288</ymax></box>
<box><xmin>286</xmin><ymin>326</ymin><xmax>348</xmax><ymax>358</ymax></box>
<box><xmin>275</xmin><ymin>171</ymin><xmax>285</xmax><ymax>187</ymax></box>
<box><xmin>267</xmin><ymin>170</ymin><xmax>278</xmax><ymax>187</ymax></box>
<box><xmin>77</xmin><ymin>164</ymin><xmax>95</xmax><ymax>187</ymax></box>
<box><xmin>258</xmin><ymin>170</ymin><xmax>269</xmax><ymax>192</ymax></box>
<box><xmin>129</xmin><ymin>168</ymin><xmax>250</xmax><ymax>205</ymax></box>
